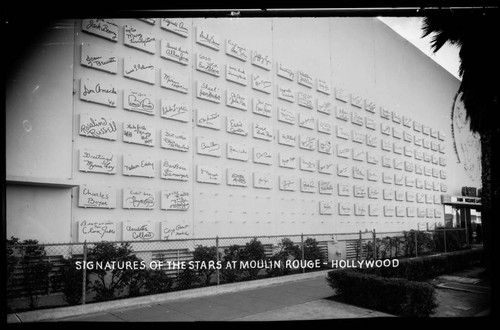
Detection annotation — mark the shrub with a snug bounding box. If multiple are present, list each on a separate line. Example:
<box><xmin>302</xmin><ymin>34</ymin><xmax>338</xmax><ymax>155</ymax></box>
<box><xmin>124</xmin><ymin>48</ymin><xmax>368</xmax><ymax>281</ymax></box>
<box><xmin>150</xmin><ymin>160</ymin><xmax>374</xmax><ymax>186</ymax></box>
<box><xmin>53</xmin><ymin>257</ymin><xmax>88</xmax><ymax>305</ymax></box>
<box><xmin>17</xmin><ymin>239</ymin><xmax>52</xmax><ymax>309</ymax></box>
<box><xmin>433</xmin><ymin>228</ymin><xmax>466</xmax><ymax>252</ymax></box>
<box><xmin>238</xmin><ymin>238</ymin><xmax>267</xmax><ymax>280</ymax></box>
<box><xmin>176</xmin><ymin>266</ymin><xmax>200</xmax><ymax>290</ymax></box>
<box><xmin>403</xmin><ymin>230</ymin><xmax>436</xmax><ymax>256</ymax></box>
<box><xmin>6</xmin><ymin>237</ymin><xmax>20</xmax><ymax>288</ymax></box>
<box><xmin>86</xmin><ymin>242</ymin><xmax>142</xmax><ymax>302</ymax></box>
<box><xmin>220</xmin><ymin>245</ymin><xmax>244</xmax><ymax>283</ymax></box>
<box><xmin>129</xmin><ymin>269</ymin><xmax>173</xmax><ymax>297</ymax></box>
<box><xmin>327</xmin><ymin>270</ymin><xmax>437</xmax><ymax>317</ymax></box>
<box><xmin>267</xmin><ymin>238</ymin><xmax>301</xmax><ymax>277</ymax></box>
<box><xmin>303</xmin><ymin>238</ymin><xmax>322</xmax><ymax>261</ymax></box>
<box><xmin>358</xmin><ymin>248</ymin><xmax>483</xmax><ymax>281</ymax></box>
<box><xmin>192</xmin><ymin>245</ymin><xmax>219</xmax><ymax>286</ymax></box>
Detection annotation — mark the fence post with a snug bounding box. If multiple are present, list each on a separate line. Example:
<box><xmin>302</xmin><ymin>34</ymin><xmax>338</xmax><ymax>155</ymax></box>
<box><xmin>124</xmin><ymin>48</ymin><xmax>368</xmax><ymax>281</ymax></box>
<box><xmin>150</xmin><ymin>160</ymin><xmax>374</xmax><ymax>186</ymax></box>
<box><xmin>372</xmin><ymin>229</ymin><xmax>377</xmax><ymax>260</ymax></box>
<box><xmin>216</xmin><ymin>236</ymin><xmax>220</xmax><ymax>286</ymax></box>
<box><xmin>301</xmin><ymin>234</ymin><xmax>305</xmax><ymax>273</ymax></box>
<box><xmin>415</xmin><ymin>228</ymin><xmax>419</xmax><ymax>258</ymax></box>
<box><xmin>82</xmin><ymin>241</ymin><xmax>87</xmax><ymax>305</ymax></box>
<box><xmin>443</xmin><ymin>229</ymin><xmax>447</xmax><ymax>253</ymax></box>
<box><xmin>358</xmin><ymin>230</ymin><xmax>362</xmax><ymax>261</ymax></box>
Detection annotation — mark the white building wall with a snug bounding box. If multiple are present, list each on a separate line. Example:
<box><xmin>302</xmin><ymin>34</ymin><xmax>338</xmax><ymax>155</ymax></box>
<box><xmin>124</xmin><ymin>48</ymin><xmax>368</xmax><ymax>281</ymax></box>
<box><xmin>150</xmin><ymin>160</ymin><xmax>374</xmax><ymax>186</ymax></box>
<box><xmin>6</xmin><ymin>17</ymin><xmax>475</xmax><ymax>244</ymax></box>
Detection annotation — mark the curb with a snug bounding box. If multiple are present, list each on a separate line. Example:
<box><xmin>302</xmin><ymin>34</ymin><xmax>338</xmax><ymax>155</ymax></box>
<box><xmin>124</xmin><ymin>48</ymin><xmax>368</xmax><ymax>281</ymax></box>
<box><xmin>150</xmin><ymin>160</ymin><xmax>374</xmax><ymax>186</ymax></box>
<box><xmin>9</xmin><ymin>270</ymin><xmax>331</xmax><ymax>323</ymax></box>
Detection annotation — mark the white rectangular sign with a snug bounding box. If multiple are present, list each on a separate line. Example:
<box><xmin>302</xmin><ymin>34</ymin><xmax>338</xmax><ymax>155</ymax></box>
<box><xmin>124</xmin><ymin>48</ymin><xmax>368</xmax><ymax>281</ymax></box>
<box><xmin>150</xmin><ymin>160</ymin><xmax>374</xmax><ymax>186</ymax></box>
<box><xmin>252</xmin><ymin>73</ymin><xmax>272</xmax><ymax>94</ymax></box>
<box><xmin>226</xmin><ymin>39</ymin><xmax>248</xmax><ymax>61</ymax></box>
<box><xmin>124</xmin><ymin>25</ymin><xmax>156</xmax><ymax>54</ymax></box>
<box><xmin>197</xmin><ymin>165</ymin><xmax>222</xmax><ymax>184</ymax></box>
<box><xmin>297</xmin><ymin>71</ymin><xmax>313</xmax><ymax>88</ymax></box>
<box><xmin>161</xmin><ymin>100</ymin><xmax>189</xmax><ymax>122</ymax></box>
<box><xmin>78</xmin><ymin>220</ymin><xmax>116</xmax><ymax>242</ymax></box>
<box><xmin>277</xmin><ymin>107</ymin><xmax>296</xmax><ymax>125</ymax></box>
<box><xmin>196</xmin><ymin>81</ymin><xmax>222</xmax><ymax>103</ymax></box>
<box><xmin>123</xmin><ymin>188</ymin><xmax>156</xmax><ymax>209</ymax></box>
<box><xmin>81</xmin><ymin>43</ymin><xmax>117</xmax><ymax>73</ymax></box>
<box><xmin>226</xmin><ymin>117</ymin><xmax>248</xmax><ymax>136</ymax></box>
<box><xmin>161</xmin><ymin>70</ymin><xmax>189</xmax><ymax>94</ymax></box>
<box><xmin>277</xmin><ymin>85</ymin><xmax>295</xmax><ymax>103</ymax></box>
<box><xmin>82</xmin><ymin>19</ymin><xmax>118</xmax><ymax>42</ymax></box>
<box><xmin>160</xmin><ymin>130</ymin><xmax>189</xmax><ymax>152</ymax></box>
<box><xmin>319</xmin><ymin>201</ymin><xmax>333</xmax><ymax>215</ymax></box>
<box><xmin>161</xmin><ymin>18</ymin><xmax>189</xmax><ymax>37</ymax></box>
<box><xmin>227</xmin><ymin>143</ymin><xmax>249</xmax><ymax>161</ymax></box>
<box><xmin>253</xmin><ymin>172</ymin><xmax>272</xmax><ymax>189</ymax></box>
<box><xmin>79</xmin><ymin>149</ymin><xmax>117</xmax><ymax>174</ymax></box>
<box><xmin>300</xmin><ymin>179</ymin><xmax>316</xmax><ymax>193</ymax></box>
<box><xmin>196</xmin><ymin>53</ymin><xmax>221</xmax><ymax>77</ymax></box>
<box><xmin>195</xmin><ymin>27</ymin><xmax>220</xmax><ymax>50</ymax></box>
<box><xmin>161</xmin><ymin>191</ymin><xmax>190</xmax><ymax>211</ymax></box>
<box><xmin>227</xmin><ymin>169</ymin><xmax>249</xmax><ymax>187</ymax></box>
<box><xmin>197</xmin><ymin>108</ymin><xmax>221</xmax><ymax>130</ymax></box>
<box><xmin>122</xmin><ymin>222</ymin><xmax>156</xmax><ymax>241</ymax></box>
<box><xmin>226</xmin><ymin>64</ymin><xmax>248</xmax><ymax>85</ymax></box>
<box><xmin>226</xmin><ymin>90</ymin><xmax>248</xmax><ymax>110</ymax></box>
<box><xmin>160</xmin><ymin>159</ymin><xmax>189</xmax><ymax>181</ymax></box>
<box><xmin>253</xmin><ymin>123</ymin><xmax>273</xmax><ymax>141</ymax></box>
<box><xmin>319</xmin><ymin>180</ymin><xmax>334</xmax><ymax>194</ymax></box>
<box><xmin>279</xmin><ymin>176</ymin><xmax>297</xmax><ymax>191</ymax></box>
<box><xmin>197</xmin><ymin>137</ymin><xmax>222</xmax><ymax>157</ymax></box>
<box><xmin>80</xmin><ymin>78</ymin><xmax>117</xmax><ymax>107</ymax></box>
<box><xmin>251</xmin><ymin>50</ymin><xmax>272</xmax><ymax>70</ymax></box>
<box><xmin>78</xmin><ymin>184</ymin><xmax>116</xmax><ymax>208</ymax></box>
<box><xmin>253</xmin><ymin>99</ymin><xmax>272</xmax><ymax>117</ymax></box>
<box><xmin>161</xmin><ymin>39</ymin><xmax>189</xmax><ymax>65</ymax></box>
<box><xmin>123</xmin><ymin>122</ymin><xmax>155</xmax><ymax>147</ymax></box>
<box><xmin>123</xmin><ymin>58</ymin><xmax>155</xmax><ymax>84</ymax></box>
<box><xmin>123</xmin><ymin>89</ymin><xmax>155</xmax><ymax>115</ymax></box>
<box><xmin>123</xmin><ymin>155</ymin><xmax>155</xmax><ymax>178</ymax></box>
<box><xmin>79</xmin><ymin>114</ymin><xmax>117</xmax><ymax>140</ymax></box>
<box><xmin>161</xmin><ymin>222</ymin><xmax>191</xmax><ymax>240</ymax></box>
<box><xmin>253</xmin><ymin>147</ymin><xmax>273</xmax><ymax>165</ymax></box>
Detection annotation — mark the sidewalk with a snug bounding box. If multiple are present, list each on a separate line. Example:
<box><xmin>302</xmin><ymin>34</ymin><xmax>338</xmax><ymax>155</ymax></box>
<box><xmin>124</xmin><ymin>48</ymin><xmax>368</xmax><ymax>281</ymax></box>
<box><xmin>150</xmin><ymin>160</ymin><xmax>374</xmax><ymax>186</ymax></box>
<box><xmin>10</xmin><ymin>266</ymin><xmax>491</xmax><ymax>322</ymax></box>
<box><xmin>55</xmin><ymin>275</ymin><xmax>393</xmax><ymax>322</ymax></box>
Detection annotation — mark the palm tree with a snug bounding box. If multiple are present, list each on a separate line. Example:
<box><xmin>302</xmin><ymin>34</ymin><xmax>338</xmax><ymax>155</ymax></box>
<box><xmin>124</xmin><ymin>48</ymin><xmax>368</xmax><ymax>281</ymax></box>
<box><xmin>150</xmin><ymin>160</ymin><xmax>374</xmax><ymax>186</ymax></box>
<box><xmin>421</xmin><ymin>9</ymin><xmax>499</xmax><ymax>276</ymax></box>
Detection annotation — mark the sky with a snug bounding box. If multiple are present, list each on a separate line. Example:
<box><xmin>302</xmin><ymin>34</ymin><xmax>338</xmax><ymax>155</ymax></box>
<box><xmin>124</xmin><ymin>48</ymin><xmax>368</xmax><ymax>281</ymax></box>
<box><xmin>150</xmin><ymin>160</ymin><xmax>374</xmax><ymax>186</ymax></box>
<box><xmin>378</xmin><ymin>17</ymin><xmax>461</xmax><ymax>80</ymax></box>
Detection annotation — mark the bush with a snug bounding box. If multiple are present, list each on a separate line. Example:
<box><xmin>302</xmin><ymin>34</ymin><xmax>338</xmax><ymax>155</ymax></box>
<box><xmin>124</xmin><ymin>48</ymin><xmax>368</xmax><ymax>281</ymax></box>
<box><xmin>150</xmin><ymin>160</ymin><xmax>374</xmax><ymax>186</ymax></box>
<box><xmin>303</xmin><ymin>238</ymin><xmax>323</xmax><ymax>262</ymax></box>
<box><xmin>403</xmin><ymin>230</ymin><xmax>436</xmax><ymax>256</ymax></box>
<box><xmin>16</xmin><ymin>239</ymin><xmax>53</xmax><ymax>309</ymax></box>
<box><xmin>220</xmin><ymin>245</ymin><xmax>244</xmax><ymax>283</ymax></box>
<box><xmin>129</xmin><ymin>269</ymin><xmax>173</xmax><ymax>297</ymax></box>
<box><xmin>192</xmin><ymin>245</ymin><xmax>219</xmax><ymax>286</ymax></box>
<box><xmin>327</xmin><ymin>270</ymin><xmax>437</xmax><ymax>317</ymax></box>
<box><xmin>267</xmin><ymin>238</ymin><xmax>301</xmax><ymax>277</ymax></box>
<box><xmin>358</xmin><ymin>248</ymin><xmax>483</xmax><ymax>281</ymax></box>
<box><xmin>433</xmin><ymin>228</ymin><xmax>467</xmax><ymax>252</ymax></box>
<box><xmin>6</xmin><ymin>237</ymin><xmax>20</xmax><ymax>286</ymax></box>
<box><xmin>238</xmin><ymin>238</ymin><xmax>267</xmax><ymax>280</ymax></box>
<box><xmin>53</xmin><ymin>257</ymin><xmax>88</xmax><ymax>305</ymax></box>
<box><xmin>86</xmin><ymin>242</ymin><xmax>142</xmax><ymax>302</ymax></box>
<box><xmin>176</xmin><ymin>267</ymin><xmax>200</xmax><ymax>290</ymax></box>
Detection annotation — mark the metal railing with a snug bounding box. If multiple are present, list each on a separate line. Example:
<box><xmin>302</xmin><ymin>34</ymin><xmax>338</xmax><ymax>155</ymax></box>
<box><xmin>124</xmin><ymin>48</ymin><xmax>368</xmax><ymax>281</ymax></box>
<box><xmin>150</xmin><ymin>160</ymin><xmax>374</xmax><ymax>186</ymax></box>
<box><xmin>6</xmin><ymin>228</ymin><xmax>473</xmax><ymax>313</ymax></box>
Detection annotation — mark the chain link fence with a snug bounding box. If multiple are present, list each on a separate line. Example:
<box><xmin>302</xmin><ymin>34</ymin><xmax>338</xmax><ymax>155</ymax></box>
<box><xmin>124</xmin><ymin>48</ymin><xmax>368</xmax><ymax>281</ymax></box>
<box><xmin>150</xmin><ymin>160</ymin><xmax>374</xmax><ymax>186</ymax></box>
<box><xmin>6</xmin><ymin>228</ymin><xmax>472</xmax><ymax>313</ymax></box>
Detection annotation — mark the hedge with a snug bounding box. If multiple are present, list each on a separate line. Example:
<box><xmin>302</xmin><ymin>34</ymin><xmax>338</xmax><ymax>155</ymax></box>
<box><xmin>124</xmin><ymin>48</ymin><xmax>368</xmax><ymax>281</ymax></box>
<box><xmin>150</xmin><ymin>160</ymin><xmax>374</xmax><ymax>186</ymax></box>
<box><xmin>326</xmin><ymin>270</ymin><xmax>437</xmax><ymax>317</ymax></box>
<box><xmin>357</xmin><ymin>248</ymin><xmax>483</xmax><ymax>281</ymax></box>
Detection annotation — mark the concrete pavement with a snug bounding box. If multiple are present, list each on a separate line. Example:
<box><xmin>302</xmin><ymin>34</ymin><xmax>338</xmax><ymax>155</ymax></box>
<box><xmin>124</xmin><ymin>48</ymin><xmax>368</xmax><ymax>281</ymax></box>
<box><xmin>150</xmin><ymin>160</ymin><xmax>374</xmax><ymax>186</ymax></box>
<box><xmin>56</xmin><ymin>275</ymin><xmax>393</xmax><ymax>322</ymax></box>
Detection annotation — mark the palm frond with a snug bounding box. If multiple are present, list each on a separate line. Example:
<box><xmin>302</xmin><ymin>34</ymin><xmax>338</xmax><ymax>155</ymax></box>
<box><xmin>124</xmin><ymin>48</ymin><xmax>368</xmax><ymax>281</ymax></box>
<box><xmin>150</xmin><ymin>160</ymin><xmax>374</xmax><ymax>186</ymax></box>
<box><xmin>422</xmin><ymin>10</ymin><xmax>500</xmax><ymax>134</ymax></box>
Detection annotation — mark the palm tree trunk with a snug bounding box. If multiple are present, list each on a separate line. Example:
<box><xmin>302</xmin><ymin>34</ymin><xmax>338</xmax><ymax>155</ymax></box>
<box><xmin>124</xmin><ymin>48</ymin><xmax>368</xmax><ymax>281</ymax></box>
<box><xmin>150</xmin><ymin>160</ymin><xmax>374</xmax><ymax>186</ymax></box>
<box><xmin>480</xmin><ymin>127</ymin><xmax>500</xmax><ymax>277</ymax></box>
